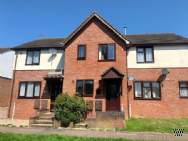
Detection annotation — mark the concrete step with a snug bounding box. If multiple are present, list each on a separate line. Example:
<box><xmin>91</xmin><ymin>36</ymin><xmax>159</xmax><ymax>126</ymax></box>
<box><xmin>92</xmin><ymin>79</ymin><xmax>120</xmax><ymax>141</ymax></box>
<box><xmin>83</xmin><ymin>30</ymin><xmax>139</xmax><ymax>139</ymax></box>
<box><xmin>38</xmin><ymin>116</ymin><xmax>53</xmax><ymax>120</ymax></box>
<box><xmin>74</xmin><ymin>123</ymin><xmax>88</xmax><ymax>128</ymax></box>
<box><xmin>33</xmin><ymin>119</ymin><xmax>53</xmax><ymax>124</ymax></box>
<box><xmin>31</xmin><ymin>123</ymin><xmax>53</xmax><ymax>128</ymax></box>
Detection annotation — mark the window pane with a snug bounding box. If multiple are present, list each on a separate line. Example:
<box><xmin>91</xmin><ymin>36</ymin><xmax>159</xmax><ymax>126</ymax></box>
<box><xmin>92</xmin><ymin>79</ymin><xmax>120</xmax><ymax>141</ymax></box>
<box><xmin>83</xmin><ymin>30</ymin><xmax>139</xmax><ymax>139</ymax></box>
<box><xmin>34</xmin><ymin>83</ymin><xmax>40</xmax><ymax>97</ymax></box>
<box><xmin>26</xmin><ymin>83</ymin><xmax>34</xmax><ymax>97</ymax></box>
<box><xmin>137</xmin><ymin>48</ymin><xmax>144</xmax><ymax>52</ymax></box>
<box><xmin>78</xmin><ymin>46</ymin><xmax>86</xmax><ymax>58</ymax></box>
<box><xmin>137</xmin><ymin>52</ymin><xmax>144</xmax><ymax>62</ymax></box>
<box><xmin>152</xmin><ymin>82</ymin><xmax>160</xmax><ymax>98</ymax></box>
<box><xmin>85</xmin><ymin>80</ymin><xmax>94</xmax><ymax>96</ymax></box>
<box><xmin>180</xmin><ymin>82</ymin><xmax>188</xmax><ymax>88</ymax></box>
<box><xmin>135</xmin><ymin>82</ymin><xmax>142</xmax><ymax>98</ymax></box>
<box><xmin>19</xmin><ymin>83</ymin><xmax>26</xmax><ymax>96</ymax></box>
<box><xmin>107</xmin><ymin>44</ymin><xmax>115</xmax><ymax>60</ymax></box>
<box><xmin>26</xmin><ymin>51</ymin><xmax>33</xmax><ymax>65</ymax></box>
<box><xmin>146</xmin><ymin>48</ymin><xmax>153</xmax><ymax>62</ymax></box>
<box><xmin>33</xmin><ymin>51</ymin><xmax>40</xmax><ymax>64</ymax></box>
<box><xmin>180</xmin><ymin>88</ymin><xmax>188</xmax><ymax>97</ymax></box>
<box><xmin>143</xmin><ymin>82</ymin><xmax>151</xmax><ymax>98</ymax></box>
<box><xmin>76</xmin><ymin>80</ymin><xmax>83</xmax><ymax>96</ymax></box>
<box><xmin>99</xmin><ymin>45</ymin><xmax>107</xmax><ymax>60</ymax></box>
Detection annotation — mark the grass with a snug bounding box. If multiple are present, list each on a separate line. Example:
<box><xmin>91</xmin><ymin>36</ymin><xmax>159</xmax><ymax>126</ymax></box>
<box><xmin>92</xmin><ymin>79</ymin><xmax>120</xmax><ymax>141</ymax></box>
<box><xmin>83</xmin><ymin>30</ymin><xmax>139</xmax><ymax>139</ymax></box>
<box><xmin>122</xmin><ymin>118</ymin><xmax>188</xmax><ymax>133</ymax></box>
<box><xmin>0</xmin><ymin>133</ymin><xmax>143</xmax><ymax>141</ymax></box>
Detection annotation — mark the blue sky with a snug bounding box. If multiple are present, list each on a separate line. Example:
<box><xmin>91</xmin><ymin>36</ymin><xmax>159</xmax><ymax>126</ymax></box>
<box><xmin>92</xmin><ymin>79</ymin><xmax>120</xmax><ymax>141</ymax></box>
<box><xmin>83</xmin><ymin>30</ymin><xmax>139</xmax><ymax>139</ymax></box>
<box><xmin>0</xmin><ymin>0</ymin><xmax>188</xmax><ymax>47</ymax></box>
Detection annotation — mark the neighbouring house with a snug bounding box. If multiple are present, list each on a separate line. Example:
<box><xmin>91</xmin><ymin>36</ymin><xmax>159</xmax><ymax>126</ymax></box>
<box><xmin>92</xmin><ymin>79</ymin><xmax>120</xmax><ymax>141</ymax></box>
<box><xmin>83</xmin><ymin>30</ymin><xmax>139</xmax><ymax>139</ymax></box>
<box><xmin>0</xmin><ymin>48</ymin><xmax>14</xmax><ymax>119</ymax></box>
<box><xmin>9</xmin><ymin>13</ymin><xmax>188</xmax><ymax>124</ymax></box>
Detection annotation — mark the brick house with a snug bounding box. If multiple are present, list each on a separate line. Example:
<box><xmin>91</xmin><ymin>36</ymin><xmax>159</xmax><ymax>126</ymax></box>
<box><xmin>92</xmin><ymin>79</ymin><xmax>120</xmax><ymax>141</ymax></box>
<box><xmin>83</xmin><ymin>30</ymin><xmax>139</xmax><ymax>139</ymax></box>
<box><xmin>9</xmin><ymin>13</ymin><xmax>188</xmax><ymax>121</ymax></box>
<box><xmin>0</xmin><ymin>48</ymin><xmax>14</xmax><ymax>118</ymax></box>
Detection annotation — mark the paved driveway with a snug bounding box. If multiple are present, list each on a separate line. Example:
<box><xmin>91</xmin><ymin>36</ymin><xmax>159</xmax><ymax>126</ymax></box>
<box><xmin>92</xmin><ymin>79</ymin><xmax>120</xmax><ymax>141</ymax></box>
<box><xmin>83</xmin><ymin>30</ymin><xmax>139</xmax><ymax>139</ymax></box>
<box><xmin>0</xmin><ymin>127</ymin><xmax>188</xmax><ymax>141</ymax></box>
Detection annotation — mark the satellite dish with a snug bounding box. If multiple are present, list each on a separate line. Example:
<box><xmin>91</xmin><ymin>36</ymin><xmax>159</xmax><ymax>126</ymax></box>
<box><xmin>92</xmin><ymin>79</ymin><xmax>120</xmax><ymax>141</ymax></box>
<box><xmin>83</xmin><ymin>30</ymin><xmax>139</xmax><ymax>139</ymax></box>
<box><xmin>49</xmin><ymin>48</ymin><xmax>57</xmax><ymax>55</ymax></box>
<box><xmin>161</xmin><ymin>68</ymin><xmax>169</xmax><ymax>75</ymax></box>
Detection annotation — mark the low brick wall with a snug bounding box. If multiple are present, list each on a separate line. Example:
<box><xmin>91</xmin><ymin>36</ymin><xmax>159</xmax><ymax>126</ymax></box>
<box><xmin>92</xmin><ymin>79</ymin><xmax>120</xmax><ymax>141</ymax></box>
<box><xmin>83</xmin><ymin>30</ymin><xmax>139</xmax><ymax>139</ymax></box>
<box><xmin>0</xmin><ymin>119</ymin><xmax>29</xmax><ymax>127</ymax></box>
<box><xmin>0</xmin><ymin>107</ymin><xmax>8</xmax><ymax>119</ymax></box>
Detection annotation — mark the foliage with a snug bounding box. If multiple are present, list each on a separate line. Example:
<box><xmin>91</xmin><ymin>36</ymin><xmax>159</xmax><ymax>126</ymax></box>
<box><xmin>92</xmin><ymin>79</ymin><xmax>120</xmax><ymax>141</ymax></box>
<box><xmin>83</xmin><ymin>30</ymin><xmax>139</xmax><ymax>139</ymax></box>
<box><xmin>121</xmin><ymin>118</ymin><xmax>188</xmax><ymax>133</ymax></box>
<box><xmin>55</xmin><ymin>93</ymin><xmax>86</xmax><ymax>127</ymax></box>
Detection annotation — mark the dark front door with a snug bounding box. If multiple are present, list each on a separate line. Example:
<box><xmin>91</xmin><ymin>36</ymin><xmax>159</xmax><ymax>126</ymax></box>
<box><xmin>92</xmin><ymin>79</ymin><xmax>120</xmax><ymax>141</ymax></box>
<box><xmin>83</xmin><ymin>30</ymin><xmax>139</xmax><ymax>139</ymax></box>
<box><xmin>105</xmin><ymin>79</ymin><xmax>121</xmax><ymax>111</ymax></box>
<box><xmin>47</xmin><ymin>79</ymin><xmax>62</xmax><ymax>110</ymax></box>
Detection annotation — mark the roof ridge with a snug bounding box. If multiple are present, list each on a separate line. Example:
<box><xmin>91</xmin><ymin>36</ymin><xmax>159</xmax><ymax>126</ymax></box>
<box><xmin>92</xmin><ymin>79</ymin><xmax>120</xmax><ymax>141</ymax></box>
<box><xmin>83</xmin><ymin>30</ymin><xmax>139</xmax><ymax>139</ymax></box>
<box><xmin>126</xmin><ymin>33</ymin><xmax>176</xmax><ymax>36</ymax></box>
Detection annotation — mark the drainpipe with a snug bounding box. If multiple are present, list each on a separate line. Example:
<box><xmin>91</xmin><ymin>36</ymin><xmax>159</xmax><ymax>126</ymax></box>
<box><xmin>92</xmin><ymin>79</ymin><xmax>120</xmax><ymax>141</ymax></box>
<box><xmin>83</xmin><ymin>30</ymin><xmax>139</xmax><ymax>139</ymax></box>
<box><xmin>125</xmin><ymin>47</ymin><xmax>130</xmax><ymax>119</ymax></box>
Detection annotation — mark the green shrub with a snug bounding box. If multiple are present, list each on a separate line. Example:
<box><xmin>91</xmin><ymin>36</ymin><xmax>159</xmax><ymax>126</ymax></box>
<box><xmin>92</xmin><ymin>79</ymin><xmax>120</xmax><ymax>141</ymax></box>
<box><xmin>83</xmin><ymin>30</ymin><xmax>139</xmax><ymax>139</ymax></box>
<box><xmin>54</xmin><ymin>92</ymin><xmax>87</xmax><ymax>127</ymax></box>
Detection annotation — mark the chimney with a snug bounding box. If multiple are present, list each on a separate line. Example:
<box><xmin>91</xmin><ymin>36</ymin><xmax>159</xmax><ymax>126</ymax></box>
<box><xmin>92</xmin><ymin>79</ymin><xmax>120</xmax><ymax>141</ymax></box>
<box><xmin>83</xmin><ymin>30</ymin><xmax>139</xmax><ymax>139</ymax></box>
<box><xmin>123</xmin><ymin>26</ymin><xmax>127</xmax><ymax>35</ymax></box>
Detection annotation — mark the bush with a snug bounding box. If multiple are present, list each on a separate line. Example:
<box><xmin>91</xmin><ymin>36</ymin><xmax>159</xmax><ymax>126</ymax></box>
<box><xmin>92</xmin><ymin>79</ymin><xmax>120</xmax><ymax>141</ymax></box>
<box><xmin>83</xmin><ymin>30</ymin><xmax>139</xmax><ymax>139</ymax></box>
<box><xmin>54</xmin><ymin>93</ymin><xmax>87</xmax><ymax>127</ymax></box>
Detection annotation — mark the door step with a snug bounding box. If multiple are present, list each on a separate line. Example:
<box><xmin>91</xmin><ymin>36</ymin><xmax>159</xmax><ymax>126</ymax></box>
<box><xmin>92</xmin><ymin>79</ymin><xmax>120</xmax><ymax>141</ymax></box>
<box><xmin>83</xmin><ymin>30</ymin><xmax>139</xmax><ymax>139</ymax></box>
<box><xmin>31</xmin><ymin>123</ymin><xmax>53</xmax><ymax>128</ymax></box>
<box><xmin>30</xmin><ymin>111</ymin><xmax>54</xmax><ymax>128</ymax></box>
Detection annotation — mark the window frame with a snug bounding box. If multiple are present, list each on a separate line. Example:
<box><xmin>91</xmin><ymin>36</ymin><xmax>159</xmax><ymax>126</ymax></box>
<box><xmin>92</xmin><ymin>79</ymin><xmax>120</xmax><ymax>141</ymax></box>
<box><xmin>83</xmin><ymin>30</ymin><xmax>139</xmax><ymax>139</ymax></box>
<box><xmin>179</xmin><ymin>81</ymin><xmax>188</xmax><ymax>98</ymax></box>
<box><xmin>77</xmin><ymin>44</ymin><xmax>86</xmax><ymax>60</ymax></box>
<box><xmin>134</xmin><ymin>81</ymin><xmax>161</xmax><ymax>100</ymax></box>
<box><xmin>25</xmin><ymin>50</ymin><xmax>41</xmax><ymax>65</ymax></box>
<box><xmin>18</xmin><ymin>81</ymin><xmax>41</xmax><ymax>99</ymax></box>
<box><xmin>98</xmin><ymin>43</ymin><xmax>116</xmax><ymax>61</ymax></box>
<box><xmin>76</xmin><ymin>79</ymin><xmax>94</xmax><ymax>97</ymax></box>
<box><xmin>136</xmin><ymin>46</ymin><xmax>154</xmax><ymax>63</ymax></box>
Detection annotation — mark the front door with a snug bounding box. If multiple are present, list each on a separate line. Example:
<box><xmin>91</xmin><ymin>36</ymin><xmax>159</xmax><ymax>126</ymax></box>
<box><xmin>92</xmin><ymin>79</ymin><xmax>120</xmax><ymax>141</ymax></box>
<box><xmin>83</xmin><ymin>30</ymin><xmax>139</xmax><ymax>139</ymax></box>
<box><xmin>48</xmin><ymin>79</ymin><xmax>62</xmax><ymax>110</ymax></box>
<box><xmin>105</xmin><ymin>79</ymin><xmax>121</xmax><ymax>111</ymax></box>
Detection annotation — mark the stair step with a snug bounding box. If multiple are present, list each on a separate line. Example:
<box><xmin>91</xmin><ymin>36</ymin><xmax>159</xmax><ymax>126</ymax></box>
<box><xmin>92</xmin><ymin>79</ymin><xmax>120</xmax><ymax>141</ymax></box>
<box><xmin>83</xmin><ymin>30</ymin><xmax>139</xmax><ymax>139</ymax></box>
<box><xmin>34</xmin><ymin>119</ymin><xmax>53</xmax><ymax>124</ymax></box>
<box><xmin>74</xmin><ymin>123</ymin><xmax>88</xmax><ymax>128</ymax></box>
<box><xmin>38</xmin><ymin>116</ymin><xmax>53</xmax><ymax>120</ymax></box>
<box><xmin>31</xmin><ymin>123</ymin><xmax>53</xmax><ymax>128</ymax></box>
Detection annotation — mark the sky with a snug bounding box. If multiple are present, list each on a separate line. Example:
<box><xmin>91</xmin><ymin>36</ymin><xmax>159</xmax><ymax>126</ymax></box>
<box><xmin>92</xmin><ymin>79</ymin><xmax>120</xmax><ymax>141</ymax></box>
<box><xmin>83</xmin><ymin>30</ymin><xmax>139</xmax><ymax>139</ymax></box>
<box><xmin>0</xmin><ymin>0</ymin><xmax>188</xmax><ymax>47</ymax></box>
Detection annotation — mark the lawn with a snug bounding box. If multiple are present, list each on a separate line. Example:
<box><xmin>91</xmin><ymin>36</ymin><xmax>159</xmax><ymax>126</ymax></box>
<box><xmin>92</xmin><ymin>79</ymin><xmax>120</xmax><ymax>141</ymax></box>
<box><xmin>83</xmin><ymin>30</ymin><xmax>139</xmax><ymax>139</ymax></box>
<box><xmin>0</xmin><ymin>133</ymin><xmax>143</xmax><ymax>141</ymax></box>
<box><xmin>122</xmin><ymin>118</ymin><xmax>188</xmax><ymax>133</ymax></box>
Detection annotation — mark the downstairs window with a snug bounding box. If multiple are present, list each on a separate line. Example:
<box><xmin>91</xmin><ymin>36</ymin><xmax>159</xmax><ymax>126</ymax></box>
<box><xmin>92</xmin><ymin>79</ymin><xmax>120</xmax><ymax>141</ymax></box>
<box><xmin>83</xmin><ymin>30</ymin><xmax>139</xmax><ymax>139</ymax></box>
<box><xmin>18</xmin><ymin>82</ymin><xmax>41</xmax><ymax>98</ymax></box>
<box><xmin>179</xmin><ymin>81</ymin><xmax>188</xmax><ymax>98</ymax></box>
<box><xmin>134</xmin><ymin>81</ymin><xmax>160</xmax><ymax>100</ymax></box>
<box><xmin>76</xmin><ymin>80</ymin><xmax>94</xmax><ymax>97</ymax></box>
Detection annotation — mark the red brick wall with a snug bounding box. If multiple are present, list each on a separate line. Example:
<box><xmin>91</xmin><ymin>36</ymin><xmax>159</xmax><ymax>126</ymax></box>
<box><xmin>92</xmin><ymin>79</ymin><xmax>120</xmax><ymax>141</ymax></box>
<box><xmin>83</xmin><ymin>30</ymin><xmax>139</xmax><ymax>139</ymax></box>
<box><xmin>9</xmin><ymin>70</ymin><xmax>49</xmax><ymax>119</ymax></box>
<box><xmin>128</xmin><ymin>68</ymin><xmax>188</xmax><ymax>118</ymax></box>
<box><xmin>0</xmin><ymin>76</ymin><xmax>11</xmax><ymax>107</ymax></box>
<box><xmin>63</xmin><ymin>18</ymin><xmax>128</xmax><ymax>117</ymax></box>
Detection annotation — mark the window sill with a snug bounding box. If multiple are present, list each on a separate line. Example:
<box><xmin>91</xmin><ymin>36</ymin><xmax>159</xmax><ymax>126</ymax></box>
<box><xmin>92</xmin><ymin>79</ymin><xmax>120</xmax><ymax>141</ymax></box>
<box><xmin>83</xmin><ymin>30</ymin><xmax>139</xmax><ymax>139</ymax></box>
<box><xmin>134</xmin><ymin>98</ymin><xmax>161</xmax><ymax>100</ymax></box>
<box><xmin>17</xmin><ymin>97</ymin><xmax>40</xmax><ymax>99</ymax></box>
<box><xmin>136</xmin><ymin>61</ymin><xmax>154</xmax><ymax>64</ymax></box>
<box><xmin>25</xmin><ymin>64</ymin><xmax>40</xmax><ymax>66</ymax></box>
<box><xmin>98</xmin><ymin>59</ymin><xmax>115</xmax><ymax>62</ymax></box>
<box><xmin>179</xmin><ymin>96</ymin><xmax>188</xmax><ymax>99</ymax></box>
<box><xmin>77</xmin><ymin>58</ymin><xmax>86</xmax><ymax>60</ymax></box>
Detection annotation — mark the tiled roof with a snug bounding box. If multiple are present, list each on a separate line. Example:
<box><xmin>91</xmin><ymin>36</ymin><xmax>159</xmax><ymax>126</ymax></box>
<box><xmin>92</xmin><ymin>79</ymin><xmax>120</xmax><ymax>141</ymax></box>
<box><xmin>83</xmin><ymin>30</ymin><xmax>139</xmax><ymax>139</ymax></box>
<box><xmin>12</xmin><ymin>38</ymin><xmax>66</xmax><ymax>50</ymax></box>
<box><xmin>126</xmin><ymin>33</ymin><xmax>188</xmax><ymax>46</ymax></box>
<box><xmin>11</xmin><ymin>13</ymin><xmax>188</xmax><ymax>50</ymax></box>
<box><xmin>0</xmin><ymin>48</ymin><xmax>10</xmax><ymax>54</ymax></box>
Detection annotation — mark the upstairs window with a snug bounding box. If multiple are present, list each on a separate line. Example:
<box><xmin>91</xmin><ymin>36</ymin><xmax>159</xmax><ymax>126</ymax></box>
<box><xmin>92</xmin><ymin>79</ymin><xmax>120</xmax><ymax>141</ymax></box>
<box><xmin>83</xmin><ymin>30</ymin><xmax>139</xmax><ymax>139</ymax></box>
<box><xmin>77</xmin><ymin>45</ymin><xmax>86</xmax><ymax>60</ymax></box>
<box><xmin>26</xmin><ymin>50</ymin><xmax>40</xmax><ymax>65</ymax></box>
<box><xmin>18</xmin><ymin>82</ymin><xmax>40</xmax><ymax>98</ymax></box>
<box><xmin>99</xmin><ymin>44</ymin><xmax>115</xmax><ymax>61</ymax></box>
<box><xmin>136</xmin><ymin>47</ymin><xmax>154</xmax><ymax>63</ymax></box>
<box><xmin>134</xmin><ymin>81</ymin><xmax>160</xmax><ymax>100</ymax></box>
<box><xmin>76</xmin><ymin>80</ymin><xmax>94</xmax><ymax>97</ymax></box>
<box><xmin>179</xmin><ymin>82</ymin><xmax>188</xmax><ymax>98</ymax></box>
